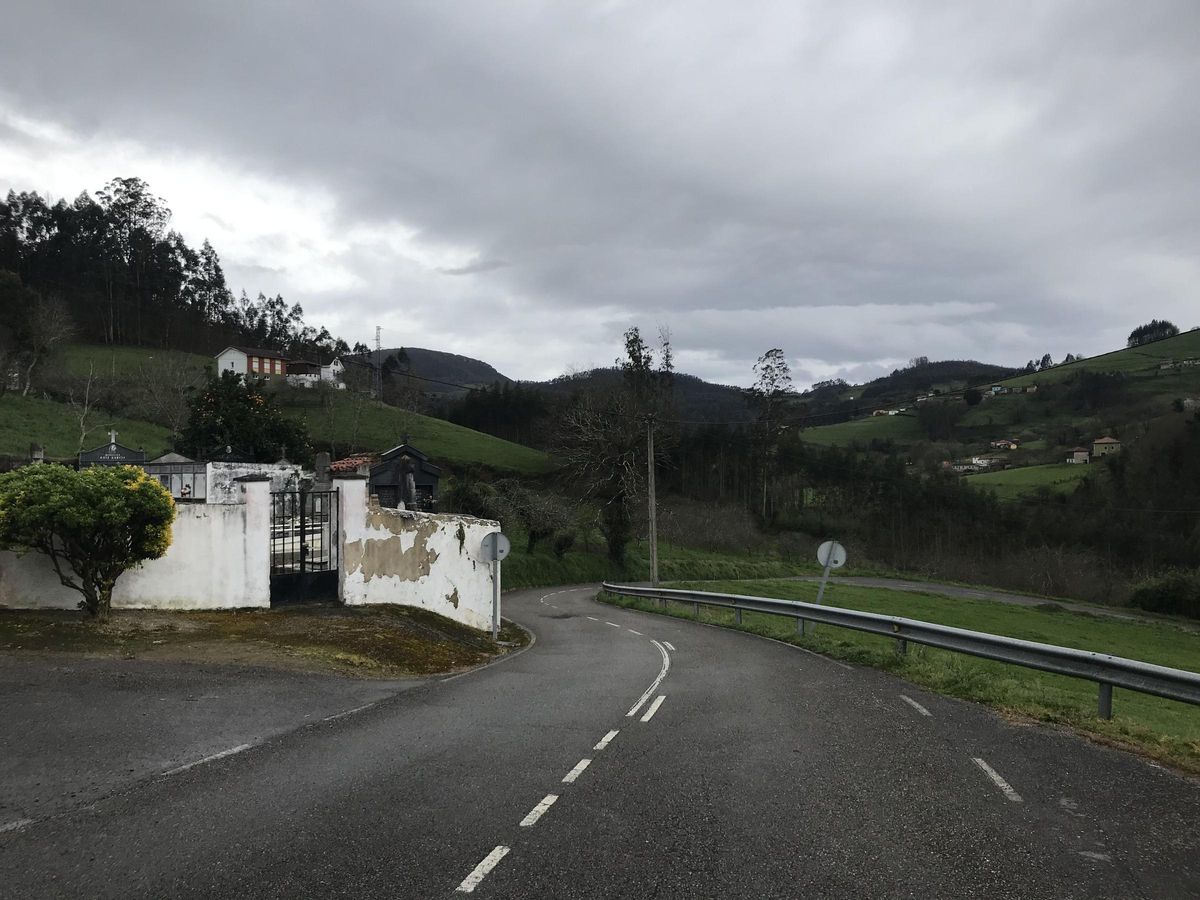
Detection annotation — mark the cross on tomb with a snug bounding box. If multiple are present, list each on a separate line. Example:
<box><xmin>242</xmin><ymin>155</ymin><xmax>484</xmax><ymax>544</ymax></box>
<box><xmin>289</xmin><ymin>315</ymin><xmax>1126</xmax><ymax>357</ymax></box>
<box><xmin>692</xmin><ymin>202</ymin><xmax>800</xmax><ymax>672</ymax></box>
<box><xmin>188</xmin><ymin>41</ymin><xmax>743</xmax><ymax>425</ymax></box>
<box><xmin>108</xmin><ymin>429</ymin><xmax>119</xmax><ymax>446</ymax></box>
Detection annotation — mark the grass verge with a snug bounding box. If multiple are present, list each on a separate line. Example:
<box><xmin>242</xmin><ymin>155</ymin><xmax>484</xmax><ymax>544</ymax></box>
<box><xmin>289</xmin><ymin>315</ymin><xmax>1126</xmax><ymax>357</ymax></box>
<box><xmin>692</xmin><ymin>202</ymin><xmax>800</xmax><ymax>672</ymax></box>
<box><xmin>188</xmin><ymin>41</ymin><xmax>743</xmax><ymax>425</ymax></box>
<box><xmin>0</xmin><ymin>605</ymin><xmax>528</xmax><ymax>677</ymax></box>
<box><xmin>601</xmin><ymin>577</ymin><xmax>1200</xmax><ymax>774</ymax></box>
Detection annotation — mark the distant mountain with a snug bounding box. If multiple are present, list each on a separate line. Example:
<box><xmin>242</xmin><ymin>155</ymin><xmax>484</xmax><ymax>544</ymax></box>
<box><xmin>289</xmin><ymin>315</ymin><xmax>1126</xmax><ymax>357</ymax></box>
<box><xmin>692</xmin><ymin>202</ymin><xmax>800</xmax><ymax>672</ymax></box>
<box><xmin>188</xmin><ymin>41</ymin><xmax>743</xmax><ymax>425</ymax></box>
<box><xmin>349</xmin><ymin>347</ymin><xmax>513</xmax><ymax>395</ymax></box>
<box><xmin>532</xmin><ymin>367</ymin><xmax>754</xmax><ymax>424</ymax></box>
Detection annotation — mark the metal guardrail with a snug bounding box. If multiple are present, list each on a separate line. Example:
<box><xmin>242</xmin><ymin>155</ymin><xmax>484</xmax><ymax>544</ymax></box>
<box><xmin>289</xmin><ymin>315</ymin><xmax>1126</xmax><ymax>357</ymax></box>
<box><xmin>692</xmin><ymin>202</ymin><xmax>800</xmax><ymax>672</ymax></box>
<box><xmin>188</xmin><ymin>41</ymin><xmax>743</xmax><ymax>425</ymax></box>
<box><xmin>601</xmin><ymin>582</ymin><xmax>1200</xmax><ymax>719</ymax></box>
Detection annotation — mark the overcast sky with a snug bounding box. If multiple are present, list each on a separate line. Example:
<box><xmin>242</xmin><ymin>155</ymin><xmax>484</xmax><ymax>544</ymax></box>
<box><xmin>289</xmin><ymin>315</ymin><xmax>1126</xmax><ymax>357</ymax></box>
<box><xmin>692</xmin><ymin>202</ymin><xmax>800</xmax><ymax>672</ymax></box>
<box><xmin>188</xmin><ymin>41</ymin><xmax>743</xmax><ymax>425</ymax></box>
<box><xmin>2</xmin><ymin>2</ymin><xmax>1197</xmax><ymax>388</ymax></box>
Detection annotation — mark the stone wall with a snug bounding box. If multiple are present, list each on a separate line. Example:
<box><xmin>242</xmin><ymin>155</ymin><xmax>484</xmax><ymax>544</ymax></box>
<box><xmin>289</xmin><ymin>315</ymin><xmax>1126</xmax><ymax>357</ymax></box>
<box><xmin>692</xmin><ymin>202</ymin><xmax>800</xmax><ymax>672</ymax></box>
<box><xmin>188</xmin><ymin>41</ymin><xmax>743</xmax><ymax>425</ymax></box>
<box><xmin>0</xmin><ymin>480</ymin><xmax>271</xmax><ymax>610</ymax></box>
<box><xmin>335</xmin><ymin>476</ymin><xmax>499</xmax><ymax>630</ymax></box>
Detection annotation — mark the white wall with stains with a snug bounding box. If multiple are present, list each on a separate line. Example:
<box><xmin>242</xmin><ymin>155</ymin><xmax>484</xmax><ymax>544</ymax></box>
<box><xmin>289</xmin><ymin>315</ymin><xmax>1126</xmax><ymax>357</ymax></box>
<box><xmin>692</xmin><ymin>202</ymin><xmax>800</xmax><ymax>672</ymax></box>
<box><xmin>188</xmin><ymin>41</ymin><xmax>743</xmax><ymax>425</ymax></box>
<box><xmin>0</xmin><ymin>479</ymin><xmax>272</xmax><ymax>610</ymax></box>
<box><xmin>335</xmin><ymin>476</ymin><xmax>500</xmax><ymax>631</ymax></box>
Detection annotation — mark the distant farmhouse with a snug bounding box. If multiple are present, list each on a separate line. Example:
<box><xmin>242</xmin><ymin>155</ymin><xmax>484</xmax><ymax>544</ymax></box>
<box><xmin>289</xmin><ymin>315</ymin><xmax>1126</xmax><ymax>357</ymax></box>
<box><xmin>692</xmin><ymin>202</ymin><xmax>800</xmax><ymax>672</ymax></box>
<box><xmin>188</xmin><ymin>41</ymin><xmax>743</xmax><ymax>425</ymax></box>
<box><xmin>214</xmin><ymin>346</ymin><xmax>345</xmax><ymax>389</ymax></box>
<box><xmin>1067</xmin><ymin>447</ymin><xmax>1091</xmax><ymax>464</ymax></box>
<box><xmin>1092</xmin><ymin>436</ymin><xmax>1121</xmax><ymax>457</ymax></box>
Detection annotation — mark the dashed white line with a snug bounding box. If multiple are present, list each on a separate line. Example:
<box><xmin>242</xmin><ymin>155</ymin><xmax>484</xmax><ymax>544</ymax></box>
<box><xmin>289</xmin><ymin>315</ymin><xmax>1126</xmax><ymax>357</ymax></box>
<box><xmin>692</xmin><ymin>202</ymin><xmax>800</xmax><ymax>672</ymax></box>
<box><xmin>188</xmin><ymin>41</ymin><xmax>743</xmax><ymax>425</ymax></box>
<box><xmin>0</xmin><ymin>818</ymin><xmax>34</xmax><ymax>834</ymax></box>
<box><xmin>662</xmin><ymin>641</ymin><xmax>676</xmax><ymax>652</ymax></box>
<box><xmin>520</xmin><ymin>794</ymin><xmax>559</xmax><ymax>827</ymax></box>
<box><xmin>586</xmin><ymin>616</ymin><xmax>599</xmax><ymax>621</ymax></box>
<box><xmin>322</xmin><ymin>702</ymin><xmax>374</xmax><ymax>722</ymax></box>
<box><xmin>455</xmin><ymin>845</ymin><xmax>510</xmax><ymax>893</ymax></box>
<box><xmin>562</xmin><ymin>758</ymin><xmax>592</xmax><ymax>783</ymax></box>
<box><xmin>161</xmin><ymin>743</ymin><xmax>252</xmax><ymax>776</ymax></box>
<box><xmin>899</xmin><ymin>694</ymin><xmax>932</xmax><ymax>717</ymax></box>
<box><xmin>972</xmin><ymin>757</ymin><xmax>1023</xmax><ymax>802</ymax></box>
<box><xmin>550</xmin><ymin>604</ymin><xmax>559</xmax><ymax>608</ymax></box>
<box><xmin>627</xmin><ymin>629</ymin><xmax>643</xmax><ymax>635</ymax></box>
<box><xmin>594</xmin><ymin>729</ymin><xmax>619</xmax><ymax>751</ymax></box>
<box><xmin>640</xmin><ymin>694</ymin><xmax>666</xmax><ymax>723</ymax></box>
<box><xmin>606</xmin><ymin>621</ymin><xmax>620</xmax><ymax>628</ymax></box>
<box><xmin>627</xmin><ymin>640</ymin><xmax>671</xmax><ymax>717</ymax></box>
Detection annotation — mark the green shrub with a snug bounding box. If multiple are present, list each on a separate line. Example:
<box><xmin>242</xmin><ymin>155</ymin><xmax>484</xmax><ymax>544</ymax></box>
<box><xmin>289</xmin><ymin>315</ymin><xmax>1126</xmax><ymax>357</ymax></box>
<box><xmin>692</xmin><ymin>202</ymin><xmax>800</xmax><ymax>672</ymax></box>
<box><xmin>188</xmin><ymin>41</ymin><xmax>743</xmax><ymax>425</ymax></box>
<box><xmin>1128</xmin><ymin>569</ymin><xmax>1200</xmax><ymax>618</ymax></box>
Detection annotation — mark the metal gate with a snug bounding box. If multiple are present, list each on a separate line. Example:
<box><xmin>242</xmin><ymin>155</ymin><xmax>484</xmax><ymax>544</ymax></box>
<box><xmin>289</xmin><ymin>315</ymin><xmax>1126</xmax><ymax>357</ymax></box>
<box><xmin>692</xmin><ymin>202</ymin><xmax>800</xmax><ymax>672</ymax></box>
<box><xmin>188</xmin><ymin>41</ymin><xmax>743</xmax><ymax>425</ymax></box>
<box><xmin>270</xmin><ymin>489</ymin><xmax>340</xmax><ymax>605</ymax></box>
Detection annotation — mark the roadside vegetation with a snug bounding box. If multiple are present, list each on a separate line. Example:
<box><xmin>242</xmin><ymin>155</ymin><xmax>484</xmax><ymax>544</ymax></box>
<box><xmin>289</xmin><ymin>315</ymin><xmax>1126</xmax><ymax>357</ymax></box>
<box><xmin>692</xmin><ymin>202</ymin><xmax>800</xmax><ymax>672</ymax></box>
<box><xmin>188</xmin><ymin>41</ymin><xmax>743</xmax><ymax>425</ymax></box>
<box><xmin>602</xmin><ymin>578</ymin><xmax>1200</xmax><ymax>773</ymax></box>
<box><xmin>0</xmin><ymin>604</ymin><xmax>527</xmax><ymax>677</ymax></box>
<box><xmin>964</xmin><ymin>462</ymin><xmax>1092</xmax><ymax>500</ymax></box>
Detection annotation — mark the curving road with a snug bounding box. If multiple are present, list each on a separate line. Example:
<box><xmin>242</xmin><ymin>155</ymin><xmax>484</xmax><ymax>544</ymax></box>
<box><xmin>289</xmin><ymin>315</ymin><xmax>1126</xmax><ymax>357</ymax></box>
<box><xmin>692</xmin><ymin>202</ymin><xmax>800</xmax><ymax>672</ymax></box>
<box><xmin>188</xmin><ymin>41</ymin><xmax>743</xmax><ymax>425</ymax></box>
<box><xmin>1</xmin><ymin>585</ymin><xmax>1197</xmax><ymax>898</ymax></box>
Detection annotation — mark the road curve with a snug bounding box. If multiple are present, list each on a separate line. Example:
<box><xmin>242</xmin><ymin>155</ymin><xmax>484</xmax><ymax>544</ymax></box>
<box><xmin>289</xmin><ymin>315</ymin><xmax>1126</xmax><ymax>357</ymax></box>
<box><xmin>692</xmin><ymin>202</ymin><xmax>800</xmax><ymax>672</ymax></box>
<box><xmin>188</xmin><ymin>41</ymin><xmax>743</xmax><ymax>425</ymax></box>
<box><xmin>1</xmin><ymin>584</ymin><xmax>1197</xmax><ymax>898</ymax></box>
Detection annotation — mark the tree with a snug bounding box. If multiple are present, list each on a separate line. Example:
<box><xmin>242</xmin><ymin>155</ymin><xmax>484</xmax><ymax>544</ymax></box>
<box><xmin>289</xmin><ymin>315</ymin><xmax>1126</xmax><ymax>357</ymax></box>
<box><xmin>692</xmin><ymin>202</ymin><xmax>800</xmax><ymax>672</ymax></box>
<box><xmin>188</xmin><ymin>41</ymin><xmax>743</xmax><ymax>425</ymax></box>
<box><xmin>1127</xmin><ymin>319</ymin><xmax>1179</xmax><ymax>347</ymax></box>
<box><xmin>1062</xmin><ymin>353</ymin><xmax>1077</xmax><ymax>364</ymax></box>
<box><xmin>1038</xmin><ymin>353</ymin><xmax>1053</xmax><ymax>370</ymax></box>
<box><xmin>178</xmin><ymin>370</ymin><xmax>310</xmax><ymax>462</ymax></box>
<box><xmin>0</xmin><ymin>465</ymin><xmax>175</xmax><ymax>619</ymax></box>
<box><xmin>963</xmin><ymin>388</ymin><xmax>983</xmax><ymax>407</ymax></box>
<box><xmin>747</xmin><ymin>348</ymin><xmax>794</xmax><ymax>519</ymax></box>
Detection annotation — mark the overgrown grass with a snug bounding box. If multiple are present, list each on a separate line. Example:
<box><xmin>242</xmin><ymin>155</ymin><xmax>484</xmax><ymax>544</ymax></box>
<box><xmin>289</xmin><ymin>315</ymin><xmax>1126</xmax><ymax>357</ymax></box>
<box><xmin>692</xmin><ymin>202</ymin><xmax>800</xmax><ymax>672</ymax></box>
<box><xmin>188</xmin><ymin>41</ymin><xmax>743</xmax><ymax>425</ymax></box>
<box><xmin>602</xmin><ymin>577</ymin><xmax>1200</xmax><ymax>773</ymax></box>
<box><xmin>965</xmin><ymin>462</ymin><xmax>1093</xmax><ymax>500</ymax></box>
<box><xmin>0</xmin><ymin>394</ymin><xmax>171</xmax><ymax>459</ymax></box>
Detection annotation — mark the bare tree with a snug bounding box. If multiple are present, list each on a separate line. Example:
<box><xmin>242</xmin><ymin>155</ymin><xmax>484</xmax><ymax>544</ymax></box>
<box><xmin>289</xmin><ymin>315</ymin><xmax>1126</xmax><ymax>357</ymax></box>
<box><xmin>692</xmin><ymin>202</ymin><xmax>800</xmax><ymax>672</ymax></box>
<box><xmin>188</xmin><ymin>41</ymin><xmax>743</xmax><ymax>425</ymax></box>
<box><xmin>68</xmin><ymin>363</ymin><xmax>99</xmax><ymax>453</ymax></box>
<box><xmin>21</xmin><ymin>295</ymin><xmax>75</xmax><ymax>396</ymax></box>
<box><xmin>135</xmin><ymin>356</ymin><xmax>205</xmax><ymax>444</ymax></box>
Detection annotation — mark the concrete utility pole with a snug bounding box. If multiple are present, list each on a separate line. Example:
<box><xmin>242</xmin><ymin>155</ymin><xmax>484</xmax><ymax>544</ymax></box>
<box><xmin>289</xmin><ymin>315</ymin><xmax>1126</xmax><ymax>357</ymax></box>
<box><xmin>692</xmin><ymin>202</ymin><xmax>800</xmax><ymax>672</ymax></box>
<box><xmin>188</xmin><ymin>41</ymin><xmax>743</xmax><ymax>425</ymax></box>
<box><xmin>646</xmin><ymin>416</ymin><xmax>659</xmax><ymax>587</ymax></box>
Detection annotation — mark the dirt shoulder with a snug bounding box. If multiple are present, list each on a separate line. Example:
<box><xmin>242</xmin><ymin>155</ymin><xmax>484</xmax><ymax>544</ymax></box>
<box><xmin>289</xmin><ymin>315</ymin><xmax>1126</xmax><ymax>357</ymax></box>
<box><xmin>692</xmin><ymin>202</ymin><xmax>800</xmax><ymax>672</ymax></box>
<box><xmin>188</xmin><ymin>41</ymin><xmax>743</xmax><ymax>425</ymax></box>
<box><xmin>0</xmin><ymin>604</ymin><xmax>529</xmax><ymax>678</ymax></box>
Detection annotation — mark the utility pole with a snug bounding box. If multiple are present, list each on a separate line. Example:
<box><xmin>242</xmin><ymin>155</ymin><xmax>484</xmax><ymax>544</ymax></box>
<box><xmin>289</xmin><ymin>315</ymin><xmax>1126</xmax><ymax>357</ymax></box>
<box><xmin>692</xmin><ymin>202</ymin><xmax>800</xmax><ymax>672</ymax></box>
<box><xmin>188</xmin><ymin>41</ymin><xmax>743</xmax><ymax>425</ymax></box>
<box><xmin>373</xmin><ymin>325</ymin><xmax>383</xmax><ymax>399</ymax></box>
<box><xmin>646</xmin><ymin>416</ymin><xmax>659</xmax><ymax>587</ymax></box>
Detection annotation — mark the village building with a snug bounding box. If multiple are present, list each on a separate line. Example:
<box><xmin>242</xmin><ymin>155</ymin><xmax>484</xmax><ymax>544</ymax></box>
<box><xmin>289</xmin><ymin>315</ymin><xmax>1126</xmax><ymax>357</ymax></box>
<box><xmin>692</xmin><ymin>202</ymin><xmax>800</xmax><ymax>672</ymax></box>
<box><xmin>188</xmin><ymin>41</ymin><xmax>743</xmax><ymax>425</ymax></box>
<box><xmin>1092</xmin><ymin>436</ymin><xmax>1122</xmax><ymax>457</ymax></box>
<box><xmin>368</xmin><ymin>444</ymin><xmax>441</xmax><ymax>511</ymax></box>
<box><xmin>285</xmin><ymin>357</ymin><xmax>346</xmax><ymax>389</ymax></box>
<box><xmin>1066</xmin><ymin>447</ymin><xmax>1091</xmax><ymax>464</ymax></box>
<box><xmin>78</xmin><ymin>431</ymin><xmax>146</xmax><ymax>468</ymax></box>
<box><xmin>215</xmin><ymin>346</ymin><xmax>289</xmax><ymax>379</ymax></box>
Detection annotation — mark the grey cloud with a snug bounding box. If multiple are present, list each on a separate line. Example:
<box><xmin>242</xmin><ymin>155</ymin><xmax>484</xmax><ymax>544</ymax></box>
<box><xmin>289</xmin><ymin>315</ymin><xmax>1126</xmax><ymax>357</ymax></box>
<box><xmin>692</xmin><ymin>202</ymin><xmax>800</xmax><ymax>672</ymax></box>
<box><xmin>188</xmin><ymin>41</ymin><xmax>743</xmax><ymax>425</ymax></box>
<box><xmin>1</xmin><ymin>1</ymin><xmax>1198</xmax><ymax>386</ymax></box>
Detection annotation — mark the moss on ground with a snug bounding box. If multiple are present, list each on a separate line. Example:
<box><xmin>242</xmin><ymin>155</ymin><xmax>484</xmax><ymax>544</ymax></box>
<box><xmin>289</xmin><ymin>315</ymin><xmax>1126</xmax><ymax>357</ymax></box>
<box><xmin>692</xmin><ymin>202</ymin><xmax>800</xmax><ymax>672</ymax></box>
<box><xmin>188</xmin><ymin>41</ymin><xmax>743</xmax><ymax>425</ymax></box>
<box><xmin>0</xmin><ymin>605</ymin><xmax>527</xmax><ymax>677</ymax></box>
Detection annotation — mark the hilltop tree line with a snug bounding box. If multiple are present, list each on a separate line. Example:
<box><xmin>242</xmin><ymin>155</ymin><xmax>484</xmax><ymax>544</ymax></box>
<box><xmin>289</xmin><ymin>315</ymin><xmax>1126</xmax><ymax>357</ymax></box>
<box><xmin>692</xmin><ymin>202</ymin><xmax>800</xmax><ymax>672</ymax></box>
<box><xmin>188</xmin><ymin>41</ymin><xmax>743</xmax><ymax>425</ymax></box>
<box><xmin>0</xmin><ymin>178</ymin><xmax>357</xmax><ymax>361</ymax></box>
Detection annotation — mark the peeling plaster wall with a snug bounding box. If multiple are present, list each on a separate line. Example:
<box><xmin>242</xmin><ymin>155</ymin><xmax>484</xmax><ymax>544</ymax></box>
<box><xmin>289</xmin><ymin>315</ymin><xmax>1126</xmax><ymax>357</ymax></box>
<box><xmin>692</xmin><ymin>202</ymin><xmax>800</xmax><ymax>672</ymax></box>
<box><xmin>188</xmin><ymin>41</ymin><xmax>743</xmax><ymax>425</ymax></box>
<box><xmin>0</xmin><ymin>482</ymin><xmax>271</xmax><ymax>610</ymax></box>
<box><xmin>337</xmin><ymin>478</ymin><xmax>498</xmax><ymax>630</ymax></box>
<box><xmin>206</xmin><ymin>462</ymin><xmax>307</xmax><ymax>504</ymax></box>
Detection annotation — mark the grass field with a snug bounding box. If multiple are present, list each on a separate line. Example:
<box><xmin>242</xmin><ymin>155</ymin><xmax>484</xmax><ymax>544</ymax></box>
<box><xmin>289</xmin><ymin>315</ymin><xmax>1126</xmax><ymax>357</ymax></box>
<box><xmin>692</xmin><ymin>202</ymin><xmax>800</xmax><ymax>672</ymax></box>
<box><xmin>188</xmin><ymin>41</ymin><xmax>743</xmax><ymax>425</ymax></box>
<box><xmin>603</xmin><ymin>577</ymin><xmax>1200</xmax><ymax>772</ymax></box>
<box><xmin>965</xmin><ymin>462</ymin><xmax>1092</xmax><ymax>499</ymax></box>
<box><xmin>279</xmin><ymin>389</ymin><xmax>552</xmax><ymax>473</ymax></box>
<box><xmin>800</xmin><ymin>413</ymin><xmax>923</xmax><ymax>447</ymax></box>
<box><xmin>58</xmin><ymin>344</ymin><xmax>212</xmax><ymax>378</ymax></box>
<box><xmin>1002</xmin><ymin>329</ymin><xmax>1200</xmax><ymax>388</ymax></box>
<box><xmin>0</xmin><ymin>394</ymin><xmax>171</xmax><ymax>459</ymax></box>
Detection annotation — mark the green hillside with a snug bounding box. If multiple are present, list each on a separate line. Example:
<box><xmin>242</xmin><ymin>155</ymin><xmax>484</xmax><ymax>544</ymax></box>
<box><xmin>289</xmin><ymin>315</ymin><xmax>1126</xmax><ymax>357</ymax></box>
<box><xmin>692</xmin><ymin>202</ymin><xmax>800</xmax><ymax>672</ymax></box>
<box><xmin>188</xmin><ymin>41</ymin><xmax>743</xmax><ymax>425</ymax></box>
<box><xmin>799</xmin><ymin>412</ymin><xmax>923</xmax><ymax>447</ymax></box>
<box><xmin>1002</xmin><ymin>329</ymin><xmax>1200</xmax><ymax>388</ymax></box>
<box><xmin>965</xmin><ymin>462</ymin><xmax>1093</xmax><ymax>500</ymax></box>
<box><xmin>277</xmin><ymin>389</ymin><xmax>552</xmax><ymax>473</ymax></box>
<box><xmin>59</xmin><ymin>344</ymin><xmax>213</xmax><ymax>378</ymax></box>
<box><xmin>0</xmin><ymin>394</ymin><xmax>171</xmax><ymax>459</ymax></box>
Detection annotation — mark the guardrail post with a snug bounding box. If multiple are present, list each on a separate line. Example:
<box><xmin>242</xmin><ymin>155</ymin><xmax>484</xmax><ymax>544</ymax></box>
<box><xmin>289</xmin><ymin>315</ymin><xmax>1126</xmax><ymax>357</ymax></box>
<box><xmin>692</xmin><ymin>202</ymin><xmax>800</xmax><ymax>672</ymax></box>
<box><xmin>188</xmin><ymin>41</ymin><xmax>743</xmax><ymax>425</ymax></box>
<box><xmin>896</xmin><ymin>638</ymin><xmax>907</xmax><ymax>656</ymax></box>
<box><xmin>735</xmin><ymin>608</ymin><xmax>743</xmax><ymax>625</ymax></box>
<box><xmin>1098</xmin><ymin>683</ymin><xmax>1113</xmax><ymax>719</ymax></box>
<box><xmin>796</xmin><ymin>618</ymin><xmax>806</xmax><ymax>636</ymax></box>
<box><xmin>692</xmin><ymin>601</ymin><xmax>699</xmax><ymax>617</ymax></box>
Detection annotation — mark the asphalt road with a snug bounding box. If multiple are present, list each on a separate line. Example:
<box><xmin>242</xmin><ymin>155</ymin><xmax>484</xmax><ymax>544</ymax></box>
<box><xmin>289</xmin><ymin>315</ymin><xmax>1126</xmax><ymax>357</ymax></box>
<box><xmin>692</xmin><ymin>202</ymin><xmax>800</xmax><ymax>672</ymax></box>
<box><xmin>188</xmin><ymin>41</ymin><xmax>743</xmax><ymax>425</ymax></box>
<box><xmin>1</xmin><ymin>585</ymin><xmax>1197</xmax><ymax>898</ymax></box>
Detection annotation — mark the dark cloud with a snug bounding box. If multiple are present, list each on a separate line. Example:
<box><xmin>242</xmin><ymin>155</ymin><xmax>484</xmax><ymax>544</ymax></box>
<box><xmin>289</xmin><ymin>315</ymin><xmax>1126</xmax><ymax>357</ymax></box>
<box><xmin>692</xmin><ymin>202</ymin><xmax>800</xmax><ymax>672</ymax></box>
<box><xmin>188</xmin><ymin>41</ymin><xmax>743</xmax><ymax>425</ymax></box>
<box><xmin>1</xmin><ymin>1</ymin><xmax>1197</xmax><ymax>386</ymax></box>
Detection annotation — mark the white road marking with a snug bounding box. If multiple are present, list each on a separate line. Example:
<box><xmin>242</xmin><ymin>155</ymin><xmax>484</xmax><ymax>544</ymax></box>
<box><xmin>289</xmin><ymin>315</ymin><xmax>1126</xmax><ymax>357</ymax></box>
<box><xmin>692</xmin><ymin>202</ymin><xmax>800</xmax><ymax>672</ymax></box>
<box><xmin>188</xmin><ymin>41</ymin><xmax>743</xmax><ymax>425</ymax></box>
<box><xmin>972</xmin><ymin>757</ymin><xmax>1023</xmax><ymax>802</ymax></box>
<box><xmin>594</xmin><ymin>729</ymin><xmax>619</xmax><ymax>751</ymax></box>
<box><xmin>627</xmin><ymin>640</ymin><xmax>671</xmax><ymax>717</ymax></box>
<box><xmin>627</xmin><ymin>629</ymin><xmax>643</xmax><ymax>635</ymax></box>
<box><xmin>455</xmin><ymin>845</ymin><xmax>511</xmax><ymax>893</ymax></box>
<box><xmin>161</xmin><ymin>743</ymin><xmax>252</xmax><ymax>776</ymax></box>
<box><xmin>562</xmin><ymin>758</ymin><xmax>592</xmax><ymax>783</ymax></box>
<box><xmin>640</xmin><ymin>694</ymin><xmax>666</xmax><ymax>723</ymax></box>
<box><xmin>899</xmin><ymin>694</ymin><xmax>932</xmax><ymax>717</ymax></box>
<box><xmin>586</xmin><ymin>616</ymin><xmax>599</xmax><ymax>621</ymax></box>
<box><xmin>0</xmin><ymin>818</ymin><xmax>34</xmax><ymax>834</ymax></box>
<box><xmin>520</xmin><ymin>794</ymin><xmax>558</xmax><ymax>827</ymax></box>
<box><xmin>1076</xmin><ymin>850</ymin><xmax>1112</xmax><ymax>863</ymax></box>
<box><xmin>663</xmin><ymin>641</ymin><xmax>676</xmax><ymax>651</ymax></box>
<box><xmin>322</xmin><ymin>703</ymin><xmax>374</xmax><ymax>722</ymax></box>
<box><xmin>550</xmin><ymin>604</ymin><xmax>559</xmax><ymax>608</ymax></box>
<box><xmin>606</xmin><ymin>621</ymin><xmax>620</xmax><ymax>627</ymax></box>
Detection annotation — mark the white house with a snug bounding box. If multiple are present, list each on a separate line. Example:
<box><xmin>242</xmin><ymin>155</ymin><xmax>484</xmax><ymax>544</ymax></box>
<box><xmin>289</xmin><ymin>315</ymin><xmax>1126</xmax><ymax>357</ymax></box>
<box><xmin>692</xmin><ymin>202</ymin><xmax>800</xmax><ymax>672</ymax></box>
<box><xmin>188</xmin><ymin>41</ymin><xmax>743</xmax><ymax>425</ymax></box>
<box><xmin>321</xmin><ymin>357</ymin><xmax>346</xmax><ymax>387</ymax></box>
<box><xmin>284</xmin><ymin>357</ymin><xmax>345</xmax><ymax>389</ymax></box>
<box><xmin>215</xmin><ymin>346</ymin><xmax>289</xmax><ymax>379</ymax></box>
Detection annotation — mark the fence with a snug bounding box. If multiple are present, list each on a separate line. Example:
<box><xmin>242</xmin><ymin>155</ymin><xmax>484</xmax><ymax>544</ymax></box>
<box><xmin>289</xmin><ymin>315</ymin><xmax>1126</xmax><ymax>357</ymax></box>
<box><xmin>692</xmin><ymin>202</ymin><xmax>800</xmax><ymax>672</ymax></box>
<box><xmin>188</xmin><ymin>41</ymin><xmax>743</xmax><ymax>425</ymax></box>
<box><xmin>601</xmin><ymin>582</ymin><xmax>1200</xmax><ymax>720</ymax></box>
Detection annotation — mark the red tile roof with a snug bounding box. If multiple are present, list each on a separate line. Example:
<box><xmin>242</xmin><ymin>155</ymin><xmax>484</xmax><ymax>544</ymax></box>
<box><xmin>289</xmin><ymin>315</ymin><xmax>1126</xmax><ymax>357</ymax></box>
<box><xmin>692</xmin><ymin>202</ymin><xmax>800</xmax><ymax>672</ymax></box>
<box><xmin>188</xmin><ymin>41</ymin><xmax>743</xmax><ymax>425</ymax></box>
<box><xmin>330</xmin><ymin>454</ymin><xmax>378</xmax><ymax>472</ymax></box>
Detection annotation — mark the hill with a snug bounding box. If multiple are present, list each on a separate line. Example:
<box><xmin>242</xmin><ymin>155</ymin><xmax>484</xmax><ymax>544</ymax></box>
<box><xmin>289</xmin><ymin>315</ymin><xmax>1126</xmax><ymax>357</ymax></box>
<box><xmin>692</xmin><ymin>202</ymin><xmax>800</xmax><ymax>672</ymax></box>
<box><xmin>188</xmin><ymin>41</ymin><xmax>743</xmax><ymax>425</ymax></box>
<box><xmin>534</xmin><ymin>367</ymin><xmax>754</xmax><ymax>423</ymax></box>
<box><xmin>1000</xmin><ymin>329</ymin><xmax>1200</xmax><ymax>388</ymax></box>
<box><xmin>346</xmin><ymin>347</ymin><xmax>512</xmax><ymax>396</ymax></box>
<box><xmin>0</xmin><ymin>394</ymin><xmax>171</xmax><ymax>460</ymax></box>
